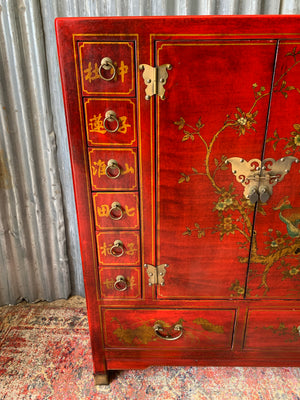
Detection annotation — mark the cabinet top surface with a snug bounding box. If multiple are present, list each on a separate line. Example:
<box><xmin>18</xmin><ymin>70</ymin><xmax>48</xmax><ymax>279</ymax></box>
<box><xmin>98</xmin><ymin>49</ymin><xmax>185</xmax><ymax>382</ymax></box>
<box><xmin>55</xmin><ymin>15</ymin><xmax>300</xmax><ymax>38</ymax></box>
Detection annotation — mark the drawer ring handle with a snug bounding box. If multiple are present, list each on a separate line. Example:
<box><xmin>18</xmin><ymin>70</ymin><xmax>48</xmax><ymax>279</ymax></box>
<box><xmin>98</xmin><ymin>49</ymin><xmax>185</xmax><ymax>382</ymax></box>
<box><xmin>110</xmin><ymin>240</ymin><xmax>124</xmax><ymax>257</ymax></box>
<box><xmin>153</xmin><ymin>323</ymin><xmax>183</xmax><ymax>341</ymax></box>
<box><xmin>99</xmin><ymin>57</ymin><xmax>116</xmax><ymax>81</ymax></box>
<box><xmin>103</xmin><ymin>110</ymin><xmax>120</xmax><ymax>133</ymax></box>
<box><xmin>109</xmin><ymin>202</ymin><xmax>124</xmax><ymax>221</ymax></box>
<box><xmin>105</xmin><ymin>159</ymin><xmax>121</xmax><ymax>179</ymax></box>
<box><xmin>114</xmin><ymin>275</ymin><xmax>128</xmax><ymax>291</ymax></box>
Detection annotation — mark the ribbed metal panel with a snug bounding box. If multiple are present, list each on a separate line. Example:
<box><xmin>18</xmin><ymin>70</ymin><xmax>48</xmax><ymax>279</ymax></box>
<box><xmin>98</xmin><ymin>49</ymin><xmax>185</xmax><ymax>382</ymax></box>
<box><xmin>0</xmin><ymin>0</ymin><xmax>299</xmax><ymax>305</ymax></box>
<box><xmin>0</xmin><ymin>0</ymin><xmax>71</xmax><ymax>304</ymax></box>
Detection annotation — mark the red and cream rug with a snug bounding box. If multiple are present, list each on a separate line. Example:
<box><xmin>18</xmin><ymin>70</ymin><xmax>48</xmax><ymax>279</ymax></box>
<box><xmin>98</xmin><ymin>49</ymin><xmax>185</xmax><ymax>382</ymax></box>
<box><xmin>1</xmin><ymin>297</ymin><xmax>300</xmax><ymax>399</ymax></box>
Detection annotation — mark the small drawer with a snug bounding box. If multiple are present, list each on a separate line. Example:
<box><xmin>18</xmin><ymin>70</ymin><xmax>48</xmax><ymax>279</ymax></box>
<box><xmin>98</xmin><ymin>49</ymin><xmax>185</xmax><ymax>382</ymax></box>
<box><xmin>99</xmin><ymin>267</ymin><xmax>141</xmax><ymax>299</ymax></box>
<box><xmin>93</xmin><ymin>192</ymin><xmax>139</xmax><ymax>230</ymax></box>
<box><xmin>78</xmin><ymin>41</ymin><xmax>135</xmax><ymax>97</ymax></box>
<box><xmin>244</xmin><ymin>309</ymin><xmax>300</xmax><ymax>349</ymax></box>
<box><xmin>96</xmin><ymin>231</ymin><xmax>140</xmax><ymax>266</ymax></box>
<box><xmin>89</xmin><ymin>148</ymin><xmax>138</xmax><ymax>191</ymax></box>
<box><xmin>84</xmin><ymin>98</ymin><xmax>137</xmax><ymax>147</ymax></box>
<box><xmin>103</xmin><ymin>308</ymin><xmax>236</xmax><ymax>349</ymax></box>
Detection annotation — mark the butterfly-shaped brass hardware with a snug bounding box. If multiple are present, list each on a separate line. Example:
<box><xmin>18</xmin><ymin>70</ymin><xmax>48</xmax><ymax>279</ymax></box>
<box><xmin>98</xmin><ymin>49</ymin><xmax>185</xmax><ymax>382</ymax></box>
<box><xmin>225</xmin><ymin>156</ymin><xmax>299</xmax><ymax>203</ymax></box>
<box><xmin>144</xmin><ymin>263</ymin><xmax>169</xmax><ymax>286</ymax></box>
<box><xmin>139</xmin><ymin>64</ymin><xmax>172</xmax><ymax>100</ymax></box>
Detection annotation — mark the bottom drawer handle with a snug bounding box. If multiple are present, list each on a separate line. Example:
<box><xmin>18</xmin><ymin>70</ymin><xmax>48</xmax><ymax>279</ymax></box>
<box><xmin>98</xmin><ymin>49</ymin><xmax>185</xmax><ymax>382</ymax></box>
<box><xmin>153</xmin><ymin>323</ymin><xmax>183</xmax><ymax>341</ymax></box>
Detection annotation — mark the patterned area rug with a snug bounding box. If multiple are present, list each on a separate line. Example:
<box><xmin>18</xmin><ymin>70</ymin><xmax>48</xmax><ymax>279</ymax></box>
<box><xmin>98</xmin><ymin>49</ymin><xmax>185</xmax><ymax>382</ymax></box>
<box><xmin>1</xmin><ymin>297</ymin><xmax>300</xmax><ymax>400</ymax></box>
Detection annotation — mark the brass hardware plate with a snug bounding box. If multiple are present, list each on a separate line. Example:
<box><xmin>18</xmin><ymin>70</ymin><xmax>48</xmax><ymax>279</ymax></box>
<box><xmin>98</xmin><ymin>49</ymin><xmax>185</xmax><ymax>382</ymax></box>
<box><xmin>139</xmin><ymin>64</ymin><xmax>172</xmax><ymax>100</ymax></box>
<box><xmin>153</xmin><ymin>322</ymin><xmax>183</xmax><ymax>341</ymax></box>
<box><xmin>144</xmin><ymin>263</ymin><xmax>169</xmax><ymax>286</ymax></box>
<box><xmin>226</xmin><ymin>156</ymin><xmax>299</xmax><ymax>203</ymax></box>
<box><xmin>110</xmin><ymin>240</ymin><xmax>124</xmax><ymax>257</ymax></box>
<box><xmin>114</xmin><ymin>275</ymin><xmax>128</xmax><ymax>291</ymax></box>
<box><xmin>99</xmin><ymin>57</ymin><xmax>116</xmax><ymax>81</ymax></box>
<box><xmin>103</xmin><ymin>110</ymin><xmax>119</xmax><ymax>133</ymax></box>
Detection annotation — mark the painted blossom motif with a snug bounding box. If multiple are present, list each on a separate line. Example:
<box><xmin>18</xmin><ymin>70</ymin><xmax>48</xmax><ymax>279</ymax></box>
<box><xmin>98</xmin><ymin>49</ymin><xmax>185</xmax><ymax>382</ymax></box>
<box><xmin>214</xmin><ymin>190</ymin><xmax>235</xmax><ymax>212</ymax></box>
<box><xmin>217</xmin><ymin>216</ymin><xmax>236</xmax><ymax>239</ymax></box>
<box><xmin>267</xmin><ymin>123</ymin><xmax>300</xmax><ymax>154</ymax></box>
<box><xmin>282</xmin><ymin>266</ymin><xmax>300</xmax><ymax>280</ymax></box>
<box><xmin>234</xmin><ymin>108</ymin><xmax>258</xmax><ymax>136</ymax></box>
<box><xmin>264</xmin><ymin>229</ymin><xmax>293</xmax><ymax>253</ymax></box>
<box><xmin>288</xmin><ymin>124</ymin><xmax>300</xmax><ymax>151</ymax></box>
<box><xmin>229</xmin><ymin>280</ymin><xmax>245</xmax><ymax>296</ymax></box>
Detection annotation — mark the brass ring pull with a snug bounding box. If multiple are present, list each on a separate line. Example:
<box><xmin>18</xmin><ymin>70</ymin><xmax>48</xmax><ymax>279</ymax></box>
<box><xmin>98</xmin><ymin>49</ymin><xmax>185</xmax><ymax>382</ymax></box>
<box><xmin>110</xmin><ymin>240</ymin><xmax>124</xmax><ymax>257</ymax></box>
<box><xmin>109</xmin><ymin>202</ymin><xmax>124</xmax><ymax>221</ymax></box>
<box><xmin>103</xmin><ymin>110</ymin><xmax>120</xmax><ymax>133</ymax></box>
<box><xmin>105</xmin><ymin>159</ymin><xmax>121</xmax><ymax>179</ymax></box>
<box><xmin>114</xmin><ymin>275</ymin><xmax>128</xmax><ymax>291</ymax></box>
<box><xmin>153</xmin><ymin>323</ymin><xmax>183</xmax><ymax>341</ymax></box>
<box><xmin>297</xmin><ymin>326</ymin><xmax>300</xmax><ymax>336</ymax></box>
<box><xmin>99</xmin><ymin>57</ymin><xmax>116</xmax><ymax>81</ymax></box>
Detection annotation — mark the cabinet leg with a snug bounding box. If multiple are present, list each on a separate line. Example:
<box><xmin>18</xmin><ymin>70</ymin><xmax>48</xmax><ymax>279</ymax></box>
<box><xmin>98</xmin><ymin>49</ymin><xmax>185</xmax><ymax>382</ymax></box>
<box><xmin>94</xmin><ymin>372</ymin><xmax>109</xmax><ymax>385</ymax></box>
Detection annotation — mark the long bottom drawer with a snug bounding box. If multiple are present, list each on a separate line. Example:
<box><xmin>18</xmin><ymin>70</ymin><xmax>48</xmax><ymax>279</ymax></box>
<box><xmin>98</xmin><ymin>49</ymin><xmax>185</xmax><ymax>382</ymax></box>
<box><xmin>244</xmin><ymin>309</ymin><xmax>300</xmax><ymax>350</ymax></box>
<box><xmin>103</xmin><ymin>308</ymin><xmax>236</xmax><ymax>349</ymax></box>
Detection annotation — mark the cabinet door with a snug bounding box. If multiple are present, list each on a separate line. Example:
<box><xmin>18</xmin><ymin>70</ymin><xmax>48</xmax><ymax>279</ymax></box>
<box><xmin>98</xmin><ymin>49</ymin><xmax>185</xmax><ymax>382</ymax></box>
<box><xmin>156</xmin><ymin>40</ymin><xmax>277</xmax><ymax>299</ymax></box>
<box><xmin>246</xmin><ymin>41</ymin><xmax>300</xmax><ymax>299</ymax></box>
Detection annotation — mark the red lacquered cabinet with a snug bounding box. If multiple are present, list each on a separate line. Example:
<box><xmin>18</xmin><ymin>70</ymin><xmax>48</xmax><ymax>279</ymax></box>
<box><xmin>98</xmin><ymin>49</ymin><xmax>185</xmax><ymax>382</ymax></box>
<box><xmin>55</xmin><ymin>16</ymin><xmax>300</xmax><ymax>384</ymax></box>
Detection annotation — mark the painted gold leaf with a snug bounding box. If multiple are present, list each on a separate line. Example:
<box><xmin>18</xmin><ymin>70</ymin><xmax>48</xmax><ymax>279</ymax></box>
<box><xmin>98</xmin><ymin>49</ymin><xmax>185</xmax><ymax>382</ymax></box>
<box><xmin>113</xmin><ymin>324</ymin><xmax>156</xmax><ymax>345</ymax></box>
<box><xmin>193</xmin><ymin>318</ymin><xmax>224</xmax><ymax>334</ymax></box>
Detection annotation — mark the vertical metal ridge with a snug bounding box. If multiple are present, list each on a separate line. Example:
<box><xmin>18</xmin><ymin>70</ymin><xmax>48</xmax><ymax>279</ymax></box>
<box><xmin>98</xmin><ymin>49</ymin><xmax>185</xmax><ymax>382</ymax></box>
<box><xmin>0</xmin><ymin>0</ymin><xmax>70</xmax><ymax>304</ymax></box>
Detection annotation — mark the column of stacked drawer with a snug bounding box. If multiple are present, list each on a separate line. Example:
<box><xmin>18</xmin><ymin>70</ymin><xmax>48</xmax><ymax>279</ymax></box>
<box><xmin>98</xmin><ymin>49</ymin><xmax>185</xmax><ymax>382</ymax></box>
<box><xmin>78</xmin><ymin>40</ymin><xmax>141</xmax><ymax>300</ymax></box>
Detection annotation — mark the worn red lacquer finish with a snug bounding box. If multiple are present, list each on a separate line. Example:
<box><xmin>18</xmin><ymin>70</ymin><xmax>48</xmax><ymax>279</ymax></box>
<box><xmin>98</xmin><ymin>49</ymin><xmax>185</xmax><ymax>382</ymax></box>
<box><xmin>55</xmin><ymin>16</ymin><xmax>300</xmax><ymax>384</ymax></box>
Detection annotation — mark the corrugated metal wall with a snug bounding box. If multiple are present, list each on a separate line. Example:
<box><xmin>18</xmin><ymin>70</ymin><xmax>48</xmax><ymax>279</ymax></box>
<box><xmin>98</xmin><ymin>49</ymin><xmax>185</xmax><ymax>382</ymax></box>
<box><xmin>0</xmin><ymin>1</ymin><xmax>299</xmax><ymax>305</ymax></box>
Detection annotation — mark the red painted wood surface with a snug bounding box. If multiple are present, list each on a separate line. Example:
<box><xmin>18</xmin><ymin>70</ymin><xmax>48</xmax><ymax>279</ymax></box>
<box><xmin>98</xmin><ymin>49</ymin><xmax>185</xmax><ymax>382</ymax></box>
<box><xmin>244</xmin><ymin>309</ymin><xmax>300</xmax><ymax>349</ymax></box>
<box><xmin>99</xmin><ymin>267</ymin><xmax>141</xmax><ymax>299</ymax></box>
<box><xmin>78</xmin><ymin>41</ymin><xmax>135</xmax><ymax>96</ymax></box>
<box><xmin>93</xmin><ymin>191</ymin><xmax>139</xmax><ymax>230</ymax></box>
<box><xmin>96</xmin><ymin>231</ymin><xmax>140</xmax><ymax>266</ymax></box>
<box><xmin>55</xmin><ymin>16</ymin><xmax>300</xmax><ymax>378</ymax></box>
<box><xmin>89</xmin><ymin>148</ymin><xmax>138</xmax><ymax>191</ymax></box>
<box><xmin>84</xmin><ymin>98</ymin><xmax>137</xmax><ymax>147</ymax></box>
<box><xmin>103</xmin><ymin>308</ymin><xmax>236</xmax><ymax>349</ymax></box>
<box><xmin>156</xmin><ymin>40</ymin><xmax>277</xmax><ymax>299</ymax></box>
<box><xmin>247</xmin><ymin>41</ymin><xmax>300</xmax><ymax>299</ymax></box>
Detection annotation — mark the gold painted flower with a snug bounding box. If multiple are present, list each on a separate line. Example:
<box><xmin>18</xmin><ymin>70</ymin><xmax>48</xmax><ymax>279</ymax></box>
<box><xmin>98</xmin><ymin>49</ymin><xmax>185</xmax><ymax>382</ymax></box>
<box><xmin>283</xmin><ymin>266</ymin><xmax>300</xmax><ymax>280</ymax></box>
<box><xmin>234</xmin><ymin>108</ymin><xmax>258</xmax><ymax>136</ymax></box>
<box><xmin>294</xmin><ymin>135</ymin><xmax>300</xmax><ymax>146</ymax></box>
<box><xmin>215</xmin><ymin>201</ymin><xmax>226</xmax><ymax>211</ymax></box>
<box><xmin>223</xmin><ymin>217</ymin><xmax>233</xmax><ymax>231</ymax></box>
<box><xmin>217</xmin><ymin>216</ymin><xmax>236</xmax><ymax>238</ymax></box>
<box><xmin>265</xmin><ymin>231</ymin><xmax>291</xmax><ymax>252</ymax></box>
<box><xmin>229</xmin><ymin>279</ymin><xmax>245</xmax><ymax>296</ymax></box>
<box><xmin>289</xmin><ymin>267</ymin><xmax>300</xmax><ymax>276</ymax></box>
<box><xmin>286</xmin><ymin>123</ymin><xmax>300</xmax><ymax>152</ymax></box>
<box><xmin>214</xmin><ymin>190</ymin><xmax>236</xmax><ymax>212</ymax></box>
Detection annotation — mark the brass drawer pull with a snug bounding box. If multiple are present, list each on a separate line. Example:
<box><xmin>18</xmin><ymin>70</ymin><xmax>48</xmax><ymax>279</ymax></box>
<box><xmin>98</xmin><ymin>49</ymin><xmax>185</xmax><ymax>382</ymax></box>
<box><xmin>297</xmin><ymin>326</ymin><xmax>300</xmax><ymax>336</ymax></box>
<box><xmin>99</xmin><ymin>57</ymin><xmax>116</xmax><ymax>81</ymax></box>
<box><xmin>110</xmin><ymin>240</ymin><xmax>124</xmax><ymax>257</ymax></box>
<box><xmin>103</xmin><ymin>110</ymin><xmax>120</xmax><ymax>133</ymax></box>
<box><xmin>109</xmin><ymin>202</ymin><xmax>124</xmax><ymax>221</ymax></box>
<box><xmin>114</xmin><ymin>275</ymin><xmax>128</xmax><ymax>291</ymax></box>
<box><xmin>105</xmin><ymin>159</ymin><xmax>121</xmax><ymax>179</ymax></box>
<box><xmin>153</xmin><ymin>323</ymin><xmax>183</xmax><ymax>341</ymax></box>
